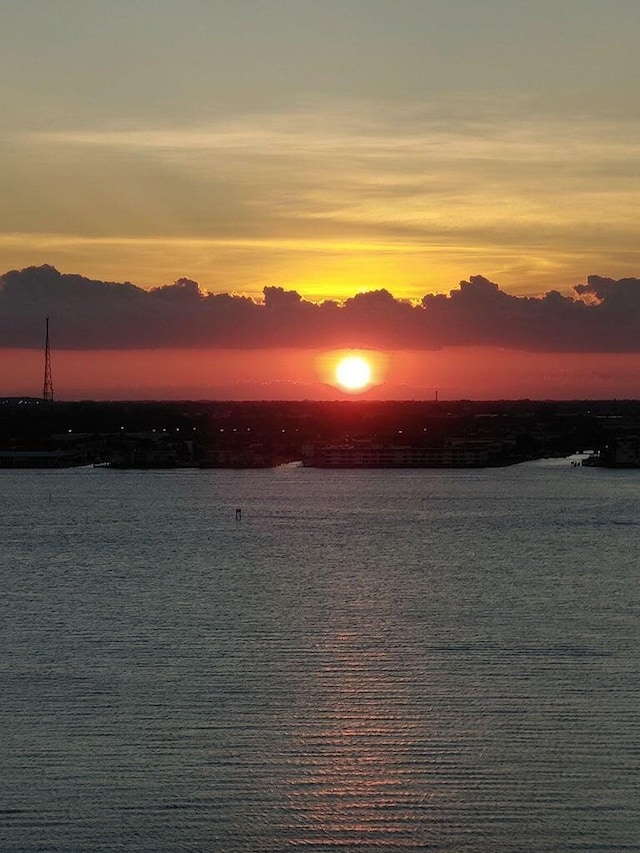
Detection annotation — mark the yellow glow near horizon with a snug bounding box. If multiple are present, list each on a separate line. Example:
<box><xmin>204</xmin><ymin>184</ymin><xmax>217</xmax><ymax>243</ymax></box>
<box><xmin>0</xmin><ymin>230</ymin><xmax>591</xmax><ymax>303</ymax></box>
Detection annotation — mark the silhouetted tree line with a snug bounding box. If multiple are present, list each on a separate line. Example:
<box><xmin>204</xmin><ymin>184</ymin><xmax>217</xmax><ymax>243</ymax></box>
<box><xmin>0</xmin><ymin>398</ymin><xmax>635</xmax><ymax>466</ymax></box>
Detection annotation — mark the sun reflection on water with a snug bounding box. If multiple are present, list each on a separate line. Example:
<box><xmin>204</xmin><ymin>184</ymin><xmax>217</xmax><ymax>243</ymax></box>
<box><xmin>280</xmin><ymin>626</ymin><xmax>458</xmax><ymax>849</ymax></box>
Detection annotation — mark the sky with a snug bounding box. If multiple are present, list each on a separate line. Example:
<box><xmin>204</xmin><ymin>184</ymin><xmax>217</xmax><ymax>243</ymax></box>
<box><xmin>2</xmin><ymin>0</ymin><xmax>640</xmax><ymax>399</ymax></box>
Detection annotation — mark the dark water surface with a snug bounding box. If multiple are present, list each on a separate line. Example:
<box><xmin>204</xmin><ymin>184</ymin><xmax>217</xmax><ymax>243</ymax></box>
<box><xmin>1</xmin><ymin>460</ymin><xmax>639</xmax><ymax>852</ymax></box>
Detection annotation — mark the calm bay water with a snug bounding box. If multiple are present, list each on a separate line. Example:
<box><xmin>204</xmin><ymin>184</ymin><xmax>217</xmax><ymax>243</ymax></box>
<box><xmin>1</xmin><ymin>460</ymin><xmax>638</xmax><ymax>852</ymax></box>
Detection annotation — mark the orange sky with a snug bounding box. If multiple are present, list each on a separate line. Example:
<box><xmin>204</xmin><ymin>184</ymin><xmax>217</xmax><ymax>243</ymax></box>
<box><xmin>3</xmin><ymin>3</ymin><xmax>640</xmax><ymax>302</ymax></box>
<box><xmin>3</xmin><ymin>4</ymin><xmax>640</xmax><ymax>400</ymax></box>
<box><xmin>4</xmin><ymin>347</ymin><xmax>640</xmax><ymax>401</ymax></box>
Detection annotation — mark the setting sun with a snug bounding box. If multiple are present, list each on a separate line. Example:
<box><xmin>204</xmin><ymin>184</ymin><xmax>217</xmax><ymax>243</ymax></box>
<box><xmin>335</xmin><ymin>355</ymin><xmax>372</xmax><ymax>392</ymax></box>
<box><xmin>316</xmin><ymin>349</ymin><xmax>388</xmax><ymax>395</ymax></box>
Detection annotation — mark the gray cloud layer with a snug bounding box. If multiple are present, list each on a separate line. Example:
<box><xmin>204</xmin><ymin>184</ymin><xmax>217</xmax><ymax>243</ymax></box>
<box><xmin>1</xmin><ymin>264</ymin><xmax>638</xmax><ymax>352</ymax></box>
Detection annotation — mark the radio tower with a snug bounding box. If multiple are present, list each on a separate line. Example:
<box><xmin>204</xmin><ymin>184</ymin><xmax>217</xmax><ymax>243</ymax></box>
<box><xmin>42</xmin><ymin>317</ymin><xmax>54</xmax><ymax>403</ymax></box>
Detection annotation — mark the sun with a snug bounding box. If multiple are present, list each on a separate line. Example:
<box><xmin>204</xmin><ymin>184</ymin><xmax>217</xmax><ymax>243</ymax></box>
<box><xmin>335</xmin><ymin>355</ymin><xmax>372</xmax><ymax>392</ymax></box>
<box><xmin>316</xmin><ymin>349</ymin><xmax>388</xmax><ymax>395</ymax></box>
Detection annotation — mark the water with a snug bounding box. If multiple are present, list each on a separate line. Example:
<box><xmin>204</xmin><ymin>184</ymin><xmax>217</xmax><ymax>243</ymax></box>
<box><xmin>1</xmin><ymin>460</ymin><xmax>638</xmax><ymax>852</ymax></box>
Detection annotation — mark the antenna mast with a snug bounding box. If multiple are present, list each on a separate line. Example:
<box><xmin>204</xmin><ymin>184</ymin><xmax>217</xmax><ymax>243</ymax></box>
<box><xmin>42</xmin><ymin>317</ymin><xmax>54</xmax><ymax>403</ymax></box>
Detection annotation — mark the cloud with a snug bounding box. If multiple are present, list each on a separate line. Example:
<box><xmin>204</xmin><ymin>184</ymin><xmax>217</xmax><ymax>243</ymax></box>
<box><xmin>1</xmin><ymin>264</ymin><xmax>640</xmax><ymax>353</ymax></box>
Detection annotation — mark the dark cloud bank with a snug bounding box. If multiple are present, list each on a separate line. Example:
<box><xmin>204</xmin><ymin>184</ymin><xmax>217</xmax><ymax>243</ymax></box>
<box><xmin>1</xmin><ymin>264</ymin><xmax>639</xmax><ymax>352</ymax></box>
